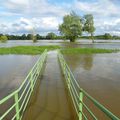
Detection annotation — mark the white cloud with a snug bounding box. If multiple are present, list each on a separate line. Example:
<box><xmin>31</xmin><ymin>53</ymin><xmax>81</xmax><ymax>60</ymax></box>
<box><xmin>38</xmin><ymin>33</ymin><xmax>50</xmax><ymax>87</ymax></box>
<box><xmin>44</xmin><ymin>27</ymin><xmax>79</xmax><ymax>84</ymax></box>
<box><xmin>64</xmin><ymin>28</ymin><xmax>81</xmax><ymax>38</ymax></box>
<box><xmin>75</xmin><ymin>0</ymin><xmax>120</xmax><ymax>17</ymax></box>
<box><xmin>0</xmin><ymin>17</ymin><xmax>61</xmax><ymax>34</ymax></box>
<box><xmin>4</xmin><ymin>0</ymin><xmax>29</xmax><ymax>14</ymax></box>
<box><xmin>2</xmin><ymin>0</ymin><xmax>68</xmax><ymax>17</ymax></box>
<box><xmin>0</xmin><ymin>0</ymin><xmax>65</xmax><ymax>34</ymax></box>
<box><xmin>95</xmin><ymin>18</ymin><xmax>120</xmax><ymax>35</ymax></box>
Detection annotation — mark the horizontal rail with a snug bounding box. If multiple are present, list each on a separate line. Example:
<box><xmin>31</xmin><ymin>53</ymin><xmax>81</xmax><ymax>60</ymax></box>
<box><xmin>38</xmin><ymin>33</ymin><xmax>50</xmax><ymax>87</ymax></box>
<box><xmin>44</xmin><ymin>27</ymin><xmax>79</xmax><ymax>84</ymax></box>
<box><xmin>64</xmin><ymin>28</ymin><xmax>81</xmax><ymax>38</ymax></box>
<box><xmin>58</xmin><ymin>50</ymin><xmax>120</xmax><ymax>120</ymax></box>
<box><xmin>0</xmin><ymin>49</ymin><xmax>47</xmax><ymax>120</ymax></box>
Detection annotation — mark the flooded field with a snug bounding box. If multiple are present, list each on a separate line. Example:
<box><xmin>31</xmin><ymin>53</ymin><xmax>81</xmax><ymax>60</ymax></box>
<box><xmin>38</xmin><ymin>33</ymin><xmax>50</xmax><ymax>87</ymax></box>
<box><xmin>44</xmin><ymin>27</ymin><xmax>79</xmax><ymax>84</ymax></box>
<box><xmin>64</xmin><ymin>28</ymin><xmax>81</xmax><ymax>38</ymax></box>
<box><xmin>0</xmin><ymin>40</ymin><xmax>120</xmax><ymax>49</ymax></box>
<box><xmin>0</xmin><ymin>40</ymin><xmax>120</xmax><ymax>119</ymax></box>
<box><xmin>0</xmin><ymin>55</ymin><xmax>39</xmax><ymax>99</ymax></box>
<box><xmin>22</xmin><ymin>51</ymin><xmax>76</xmax><ymax>120</ymax></box>
<box><xmin>64</xmin><ymin>52</ymin><xmax>120</xmax><ymax>117</ymax></box>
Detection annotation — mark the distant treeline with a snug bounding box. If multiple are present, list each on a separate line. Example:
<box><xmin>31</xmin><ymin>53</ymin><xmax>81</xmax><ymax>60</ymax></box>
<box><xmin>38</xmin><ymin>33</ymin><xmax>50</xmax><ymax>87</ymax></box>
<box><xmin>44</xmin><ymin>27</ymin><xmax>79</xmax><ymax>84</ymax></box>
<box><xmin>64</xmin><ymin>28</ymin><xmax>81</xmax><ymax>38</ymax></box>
<box><xmin>0</xmin><ymin>33</ymin><xmax>65</xmax><ymax>40</ymax></box>
<box><xmin>80</xmin><ymin>33</ymin><xmax>120</xmax><ymax>40</ymax></box>
<box><xmin>0</xmin><ymin>33</ymin><xmax>120</xmax><ymax>40</ymax></box>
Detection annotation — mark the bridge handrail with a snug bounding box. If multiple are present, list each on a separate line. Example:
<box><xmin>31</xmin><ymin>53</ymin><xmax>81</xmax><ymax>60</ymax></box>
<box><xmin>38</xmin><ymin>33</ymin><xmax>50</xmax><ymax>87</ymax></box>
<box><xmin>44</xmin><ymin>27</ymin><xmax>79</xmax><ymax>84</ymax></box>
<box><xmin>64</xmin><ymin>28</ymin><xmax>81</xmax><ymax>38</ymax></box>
<box><xmin>58</xmin><ymin>50</ymin><xmax>119</xmax><ymax>120</ymax></box>
<box><xmin>0</xmin><ymin>49</ymin><xmax>47</xmax><ymax>120</ymax></box>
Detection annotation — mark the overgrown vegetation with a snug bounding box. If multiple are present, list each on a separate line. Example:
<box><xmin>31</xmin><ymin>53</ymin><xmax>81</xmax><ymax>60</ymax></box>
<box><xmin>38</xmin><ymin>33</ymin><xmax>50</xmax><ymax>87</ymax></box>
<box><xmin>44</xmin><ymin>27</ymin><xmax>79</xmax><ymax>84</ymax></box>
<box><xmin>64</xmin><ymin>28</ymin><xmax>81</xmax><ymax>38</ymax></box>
<box><xmin>59</xmin><ymin>11</ymin><xmax>83</xmax><ymax>42</ymax></box>
<box><xmin>46</xmin><ymin>32</ymin><xmax>57</xmax><ymax>39</ymax></box>
<box><xmin>59</xmin><ymin>12</ymin><xmax>95</xmax><ymax>42</ymax></box>
<box><xmin>0</xmin><ymin>35</ymin><xmax>8</xmax><ymax>42</ymax></box>
<box><xmin>61</xmin><ymin>48</ymin><xmax>119</xmax><ymax>54</ymax></box>
<box><xmin>0</xmin><ymin>46</ymin><xmax>60</xmax><ymax>55</ymax></box>
<box><xmin>83</xmin><ymin>14</ymin><xmax>95</xmax><ymax>42</ymax></box>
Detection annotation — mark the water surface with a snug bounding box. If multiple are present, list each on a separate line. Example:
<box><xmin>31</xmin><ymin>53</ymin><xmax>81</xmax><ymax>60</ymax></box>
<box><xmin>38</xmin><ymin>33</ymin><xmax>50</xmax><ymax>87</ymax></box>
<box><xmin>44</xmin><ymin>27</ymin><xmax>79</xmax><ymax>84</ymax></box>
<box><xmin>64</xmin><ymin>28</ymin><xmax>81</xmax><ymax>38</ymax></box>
<box><xmin>0</xmin><ymin>40</ymin><xmax>120</xmax><ymax>49</ymax></box>
<box><xmin>0</xmin><ymin>55</ymin><xmax>39</xmax><ymax>99</ymax></box>
<box><xmin>64</xmin><ymin>52</ymin><xmax>120</xmax><ymax>117</ymax></box>
<box><xmin>0</xmin><ymin>41</ymin><xmax>120</xmax><ymax>118</ymax></box>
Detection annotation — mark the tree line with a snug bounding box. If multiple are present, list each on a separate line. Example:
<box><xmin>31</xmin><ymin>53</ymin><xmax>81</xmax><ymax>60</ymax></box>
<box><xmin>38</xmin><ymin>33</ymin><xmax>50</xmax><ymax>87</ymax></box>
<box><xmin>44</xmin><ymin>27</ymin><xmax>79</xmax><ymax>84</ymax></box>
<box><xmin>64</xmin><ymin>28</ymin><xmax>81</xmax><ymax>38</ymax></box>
<box><xmin>0</xmin><ymin>33</ymin><xmax>65</xmax><ymax>41</ymax></box>
<box><xmin>0</xmin><ymin>33</ymin><xmax>120</xmax><ymax>42</ymax></box>
<box><xmin>80</xmin><ymin>33</ymin><xmax>120</xmax><ymax>40</ymax></box>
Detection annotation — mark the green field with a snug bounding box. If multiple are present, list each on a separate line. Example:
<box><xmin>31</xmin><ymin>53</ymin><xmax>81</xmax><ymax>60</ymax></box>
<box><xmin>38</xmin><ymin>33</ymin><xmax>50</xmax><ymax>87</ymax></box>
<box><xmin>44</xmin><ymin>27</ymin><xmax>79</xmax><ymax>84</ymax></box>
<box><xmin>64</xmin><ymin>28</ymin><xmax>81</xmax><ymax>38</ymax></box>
<box><xmin>0</xmin><ymin>46</ymin><xmax>60</xmax><ymax>55</ymax></box>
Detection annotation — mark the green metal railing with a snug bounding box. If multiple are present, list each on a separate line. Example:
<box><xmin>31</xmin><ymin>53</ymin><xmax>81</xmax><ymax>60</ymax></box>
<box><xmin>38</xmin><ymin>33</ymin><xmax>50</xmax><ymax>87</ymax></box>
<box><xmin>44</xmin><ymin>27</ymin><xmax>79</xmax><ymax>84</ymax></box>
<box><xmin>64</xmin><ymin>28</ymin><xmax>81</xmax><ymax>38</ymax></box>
<box><xmin>58</xmin><ymin>50</ymin><xmax>120</xmax><ymax>120</ymax></box>
<box><xmin>0</xmin><ymin>49</ymin><xmax>47</xmax><ymax>120</ymax></box>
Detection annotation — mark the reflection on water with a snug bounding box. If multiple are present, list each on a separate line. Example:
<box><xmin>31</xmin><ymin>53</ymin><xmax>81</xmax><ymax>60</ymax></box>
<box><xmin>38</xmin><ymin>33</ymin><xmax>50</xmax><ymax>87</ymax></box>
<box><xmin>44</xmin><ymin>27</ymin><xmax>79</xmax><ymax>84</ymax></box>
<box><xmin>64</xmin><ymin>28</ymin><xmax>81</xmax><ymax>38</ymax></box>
<box><xmin>0</xmin><ymin>40</ymin><xmax>63</xmax><ymax>47</ymax></box>
<box><xmin>64</xmin><ymin>54</ymin><xmax>93</xmax><ymax>71</ymax></box>
<box><xmin>0</xmin><ymin>55</ymin><xmax>39</xmax><ymax>99</ymax></box>
<box><xmin>64</xmin><ymin>52</ymin><xmax>120</xmax><ymax>117</ymax></box>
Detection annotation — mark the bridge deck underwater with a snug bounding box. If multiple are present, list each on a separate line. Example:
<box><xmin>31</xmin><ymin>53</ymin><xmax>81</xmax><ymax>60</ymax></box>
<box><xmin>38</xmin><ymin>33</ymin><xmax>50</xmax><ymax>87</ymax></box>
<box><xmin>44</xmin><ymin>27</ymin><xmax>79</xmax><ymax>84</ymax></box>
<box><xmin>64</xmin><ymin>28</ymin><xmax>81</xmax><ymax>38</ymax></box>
<box><xmin>22</xmin><ymin>51</ymin><xmax>76</xmax><ymax>120</ymax></box>
<box><xmin>0</xmin><ymin>50</ymin><xmax>119</xmax><ymax>120</ymax></box>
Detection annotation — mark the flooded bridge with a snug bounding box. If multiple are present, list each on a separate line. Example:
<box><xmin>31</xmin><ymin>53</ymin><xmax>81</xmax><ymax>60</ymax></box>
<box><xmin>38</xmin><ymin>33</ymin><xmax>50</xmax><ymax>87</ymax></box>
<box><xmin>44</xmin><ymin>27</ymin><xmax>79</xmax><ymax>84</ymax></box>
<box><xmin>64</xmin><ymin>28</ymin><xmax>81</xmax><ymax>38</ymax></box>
<box><xmin>22</xmin><ymin>51</ymin><xmax>75</xmax><ymax>120</ymax></box>
<box><xmin>0</xmin><ymin>50</ymin><xmax>119</xmax><ymax>120</ymax></box>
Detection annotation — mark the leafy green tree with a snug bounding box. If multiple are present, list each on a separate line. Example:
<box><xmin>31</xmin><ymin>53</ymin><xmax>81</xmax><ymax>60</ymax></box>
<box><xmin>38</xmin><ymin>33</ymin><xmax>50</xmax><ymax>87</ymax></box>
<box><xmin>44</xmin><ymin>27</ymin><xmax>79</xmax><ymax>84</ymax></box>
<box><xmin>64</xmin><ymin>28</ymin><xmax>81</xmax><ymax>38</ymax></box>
<box><xmin>0</xmin><ymin>35</ymin><xmax>8</xmax><ymax>42</ymax></box>
<box><xmin>36</xmin><ymin>34</ymin><xmax>42</xmax><ymax>40</ymax></box>
<box><xmin>104</xmin><ymin>33</ymin><xmax>112</xmax><ymax>39</ymax></box>
<box><xmin>26</xmin><ymin>34</ymin><xmax>37</xmax><ymax>42</ymax></box>
<box><xmin>59</xmin><ymin>12</ymin><xmax>82</xmax><ymax>42</ymax></box>
<box><xmin>83</xmin><ymin>14</ymin><xmax>95</xmax><ymax>43</ymax></box>
<box><xmin>21</xmin><ymin>34</ymin><xmax>27</xmax><ymax>40</ymax></box>
<box><xmin>27</xmin><ymin>34</ymin><xmax>32</xmax><ymax>40</ymax></box>
<box><xmin>46</xmin><ymin>32</ymin><xmax>56</xmax><ymax>39</ymax></box>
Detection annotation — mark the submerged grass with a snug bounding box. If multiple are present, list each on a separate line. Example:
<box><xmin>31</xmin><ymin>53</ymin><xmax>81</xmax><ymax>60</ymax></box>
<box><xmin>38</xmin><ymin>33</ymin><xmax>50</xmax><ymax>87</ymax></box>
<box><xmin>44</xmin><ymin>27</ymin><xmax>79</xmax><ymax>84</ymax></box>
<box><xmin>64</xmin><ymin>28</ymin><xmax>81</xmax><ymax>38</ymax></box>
<box><xmin>0</xmin><ymin>45</ymin><xmax>60</xmax><ymax>55</ymax></box>
<box><xmin>61</xmin><ymin>48</ymin><xmax>119</xmax><ymax>54</ymax></box>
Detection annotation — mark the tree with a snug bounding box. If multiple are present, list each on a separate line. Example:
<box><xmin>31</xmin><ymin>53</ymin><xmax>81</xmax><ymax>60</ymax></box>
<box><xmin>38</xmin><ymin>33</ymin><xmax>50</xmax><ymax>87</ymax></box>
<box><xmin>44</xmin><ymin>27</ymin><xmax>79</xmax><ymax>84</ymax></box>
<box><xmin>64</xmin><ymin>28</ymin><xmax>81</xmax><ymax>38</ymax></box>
<box><xmin>46</xmin><ymin>32</ymin><xmax>56</xmax><ymax>39</ymax></box>
<box><xmin>0</xmin><ymin>35</ymin><xmax>8</xmax><ymax>42</ymax></box>
<box><xmin>27</xmin><ymin>34</ymin><xmax>32</xmax><ymax>40</ymax></box>
<box><xmin>59</xmin><ymin>12</ymin><xmax>82</xmax><ymax>42</ymax></box>
<box><xmin>104</xmin><ymin>33</ymin><xmax>112</xmax><ymax>39</ymax></box>
<box><xmin>36</xmin><ymin>34</ymin><xmax>42</xmax><ymax>40</ymax></box>
<box><xmin>21</xmin><ymin>34</ymin><xmax>27</xmax><ymax>40</ymax></box>
<box><xmin>26</xmin><ymin>33</ymin><xmax>37</xmax><ymax>42</ymax></box>
<box><xmin>32</xmin><ymin>34</ymin><xmax>37</xmax><ymax>42</ymax></box>
<box><xmin>83</xmin><ymin>14</ymin><xmax>95</xmax><ymax>43</ymax></box>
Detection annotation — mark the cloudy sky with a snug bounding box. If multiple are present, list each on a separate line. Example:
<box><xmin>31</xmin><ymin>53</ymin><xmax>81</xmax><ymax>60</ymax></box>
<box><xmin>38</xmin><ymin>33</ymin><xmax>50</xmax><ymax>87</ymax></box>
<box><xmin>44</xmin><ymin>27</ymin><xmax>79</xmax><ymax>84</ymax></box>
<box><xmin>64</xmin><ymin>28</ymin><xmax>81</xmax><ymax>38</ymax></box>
<box><xmin>0</xmin><ymin>0</ymin><xmax>120</xmax><ymax>35</ymax></box>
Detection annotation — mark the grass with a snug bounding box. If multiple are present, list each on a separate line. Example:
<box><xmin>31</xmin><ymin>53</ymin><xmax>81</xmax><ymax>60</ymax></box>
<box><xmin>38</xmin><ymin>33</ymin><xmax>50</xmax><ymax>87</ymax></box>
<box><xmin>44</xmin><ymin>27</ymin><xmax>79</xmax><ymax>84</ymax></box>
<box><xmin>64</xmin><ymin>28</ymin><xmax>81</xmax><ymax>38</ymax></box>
<box><xmin>0</xmin><ymin>45</ymin><xmax>60</xmax><ymax>55</ymax></box>
<box><xmin>61</xmin><ymin>48</ymin><xmax>119</xmax><ymax>54</ymax></box>
<box><xmin>0</xmin><ymin>46</ymin><xmax>119</xmax><ymax>55</ymax></box>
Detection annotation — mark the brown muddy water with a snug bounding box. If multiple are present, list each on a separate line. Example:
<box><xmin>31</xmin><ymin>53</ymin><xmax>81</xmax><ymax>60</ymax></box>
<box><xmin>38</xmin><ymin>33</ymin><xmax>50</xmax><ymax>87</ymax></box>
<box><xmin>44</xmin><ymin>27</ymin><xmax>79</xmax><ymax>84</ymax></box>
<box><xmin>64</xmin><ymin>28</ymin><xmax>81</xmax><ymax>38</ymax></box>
<box><xmin>0</xmin><ymin>41</ymin><xmax>120</xmax><ymax>119</ymax></box>
<box><xmin>0</xmin><ymin>55</ymin><xmax>39</xmax><ymax>99</ymax></box>
<box><xmin>0</xmin><ymin>40</ymin><xmax>120</xmax><ymax>49</ymax></box>
<box><xmin>64</xmin><ymin>52</ymin><xmax>120</xmax><ymax>118</ymax></box>
<box><xmin>22</xmin><ymin>51</ymin><xmax>77</xmax><ymax>120</ymax></box>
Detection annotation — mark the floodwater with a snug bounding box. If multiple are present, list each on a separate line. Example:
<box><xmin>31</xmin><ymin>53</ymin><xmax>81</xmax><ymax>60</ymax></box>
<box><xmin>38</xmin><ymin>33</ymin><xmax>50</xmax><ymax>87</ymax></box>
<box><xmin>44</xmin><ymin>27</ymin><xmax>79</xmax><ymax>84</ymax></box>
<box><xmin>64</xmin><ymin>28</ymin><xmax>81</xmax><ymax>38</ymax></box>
<box><xmin>22</xmin><ymin>51</ymin><xmax>77</xmax><ymax>120</ymax></box>
<box><xmin>0</xmin><ymin>55</ymin><xmax>39</xmax><ymax>99</ymax></box>
<box><xmin>0</xmin><ymin>40</ymin><xmax>120</xmax><ymax>119</ymax></box>
<box><xmin>0</xmin><ymin>40</ymin><xmax>120</xmax><ymax>49</ymax></box>
<box><xmin>64</xmin><ymin>52</ymin><xmax>120</xmax><ymax>118</ymax></box>
<box><xmin>0</xmin><ymin>40</ymin><xmax>63</xmax><ymax>47</ymax></box>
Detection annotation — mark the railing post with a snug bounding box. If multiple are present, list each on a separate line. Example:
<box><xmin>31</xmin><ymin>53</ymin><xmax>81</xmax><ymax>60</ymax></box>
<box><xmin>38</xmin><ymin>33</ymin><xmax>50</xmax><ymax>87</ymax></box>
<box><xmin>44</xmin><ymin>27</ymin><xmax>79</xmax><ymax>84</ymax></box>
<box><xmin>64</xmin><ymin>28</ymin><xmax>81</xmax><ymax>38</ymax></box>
<box><xmin>39</xmin><ymin>62</ymin><xmax>42</xmax><ymax>74</ymax></box>
<box><xmin>37</xmin><ymin>63</ymin><xmax>40</xmax><ymax>75</ymax></box>
<box><xmin>30</xmin><ymin>73</ymin><xmax>34</xmax><ymax>91</ymax></box>
<box><xmin>67</xmin><ymin>72</ymin><xmax>71</xmax><ymax>89</ymax></box>
<box><xmin>63</xmin><ymin>62</ymin><xmax>66</xmax><ymax>75</ymax></box>
<box><xmin>14</xmin><ymin>92</ymin><xmax>20</xmax><ymax>120</ymax></box>
<box><xmin>79</xmin><ymin>90</ymin><xmax>83</xmax><ymax>120</ymax></box>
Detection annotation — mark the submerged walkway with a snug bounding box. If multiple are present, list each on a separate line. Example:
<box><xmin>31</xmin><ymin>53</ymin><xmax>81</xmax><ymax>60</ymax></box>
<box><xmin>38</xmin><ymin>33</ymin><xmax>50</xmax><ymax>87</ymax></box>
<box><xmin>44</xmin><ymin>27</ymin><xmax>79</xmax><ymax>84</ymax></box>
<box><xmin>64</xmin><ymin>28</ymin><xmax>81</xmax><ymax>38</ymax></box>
<box><xmin>22</xmin><ymin>51</ymin><xmax>76</xmax><ymax>120</ymax></box>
